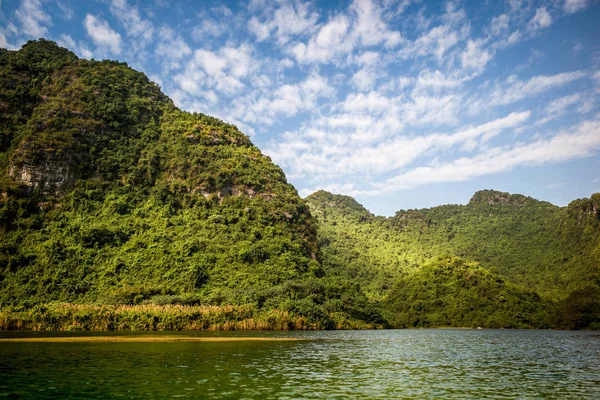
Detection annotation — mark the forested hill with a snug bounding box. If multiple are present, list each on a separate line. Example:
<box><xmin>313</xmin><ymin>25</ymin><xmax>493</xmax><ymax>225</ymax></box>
<box><xmin>0</xmin><ymin>39</ymin><xmax>386</xmax><ymax>329</ymax></box>
<box><xmin>1</xmin><ymin>40</ymin><xmax>597</xmax><ymax>330</ymax></box>
<box><xmin>307</xmin><ymin>190</ymin><xmax>600</xmax><ymax>329</ymax></box>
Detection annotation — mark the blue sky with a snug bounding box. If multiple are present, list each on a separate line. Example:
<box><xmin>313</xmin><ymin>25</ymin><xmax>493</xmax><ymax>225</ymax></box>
<box><xmin>1</xmin><ymin>0</ymin><xmax>599</xmax><ymax>215</ymax></box>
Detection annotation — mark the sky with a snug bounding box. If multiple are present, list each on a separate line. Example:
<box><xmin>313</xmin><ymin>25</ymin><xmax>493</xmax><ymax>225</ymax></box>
<box><xmin>1</xmin><ymin>0</ymin><xmax>599</xmax><ymax>216</ymax></box>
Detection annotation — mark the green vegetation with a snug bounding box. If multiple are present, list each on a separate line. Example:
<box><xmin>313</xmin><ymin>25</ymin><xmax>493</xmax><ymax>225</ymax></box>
<box><xmin>0</xmin><ymin>40</ymin><xmax>598</xmax><ymax>330</ymax></box>
<box><xmin>0</xmin><ymin>303</ymin><xmax>379</xmax><ymax>331</ymax></box>
<box><xmin>306</xmin><ymin>190</ymin><xmax>600</xmax><ymax>329</ymax></box>
<box><xmin>384</xmin><ymin>256</ymin><xmax>551</xmax><ymax>328</ymax></box>
<box><xmin>0</xmin><ymin>39</ymin><xmax>382</xmax><ymax>329</ymax></box>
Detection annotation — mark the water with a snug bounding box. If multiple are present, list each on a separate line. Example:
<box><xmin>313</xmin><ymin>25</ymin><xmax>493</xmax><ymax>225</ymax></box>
<box><xmin>0</xmin><ymin>330</ymin><xmax>599</xmax><ymax>399</ymax></box>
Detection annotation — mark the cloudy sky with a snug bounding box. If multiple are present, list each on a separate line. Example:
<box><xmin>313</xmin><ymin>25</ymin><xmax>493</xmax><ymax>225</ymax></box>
<box><xmin>1</xmin><ymin>0</ymin><xmax>599</xmax><ymax>215</ymax></box>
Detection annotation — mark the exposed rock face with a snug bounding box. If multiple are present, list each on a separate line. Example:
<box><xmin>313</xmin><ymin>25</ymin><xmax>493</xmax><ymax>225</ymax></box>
<box><xmin>468</xmin><ymin>190</ymin><xmax>530</xmax><ymax>206</ymax></box>
<box><xmin>568</xmin><ymin>193</ymin><xmax>600</xmax><ymax>220</ymax></box>
<box><xmin>9</xmin><ymin>158</ymin><xmax>75</xmax><ymax>194</ymax></box>
<box><xmin>192</xmin><ymin>184</ymin><xmax>276</xmax><ymax>201</ymax></box>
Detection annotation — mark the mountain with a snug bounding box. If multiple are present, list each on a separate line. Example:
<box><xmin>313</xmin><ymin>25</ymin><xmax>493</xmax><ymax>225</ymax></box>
<box><xmin>384</xmin><ymin>255</ymin><xmax>550</xmax><ymax>329</ymax></box>
<box><xmin>306</xmin><ymin>190</ymin><xmax>600</xmax><ymax>329</ymax></box>
<box><xmin>1</xmin><ymin>40</ymin><xmax>597</xmax><ymax>330</ymax></box>
<box><xmin>0</xmin><ymin>40</ymin><xmax>383</xmax><ymax>329</ymax></box>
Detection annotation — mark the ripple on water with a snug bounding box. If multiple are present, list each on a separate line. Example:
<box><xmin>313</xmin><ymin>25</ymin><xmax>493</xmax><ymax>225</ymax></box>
<box><xmin>0</xmin><ymin>330</ymin><xmax>599</xmax><ymax>398</ymax></box>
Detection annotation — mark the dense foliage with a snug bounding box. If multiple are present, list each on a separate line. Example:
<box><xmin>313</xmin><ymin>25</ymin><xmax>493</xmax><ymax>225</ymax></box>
<box><xmin>1</xmin><ymin>40</ymin><xmax>597</xmax><ymax>330</ymax></box>
<box><xmin>384</xmin><ymin>256</ymin><xmax>551</xmax><ymax>328</ymax></box>
<box><xmin>0</xmin><ymin>40</ymin><xmax>382</xmax><ymax>328</ymax></box>
<box><xmin>0</xmin><ymin>303</ymin><xmax>379</xmax><ymax>331</ymax></box>
<box><xmin>307</xmin><ymin>190</ymin><xmax>600</xmax><ymax>329</ymax></box>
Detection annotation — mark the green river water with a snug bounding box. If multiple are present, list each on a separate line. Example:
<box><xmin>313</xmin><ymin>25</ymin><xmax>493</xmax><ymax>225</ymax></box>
<box><xmin>0</xmin><ymin>329</ymin><xmax>599</xmax><ymax>399</ymax></box>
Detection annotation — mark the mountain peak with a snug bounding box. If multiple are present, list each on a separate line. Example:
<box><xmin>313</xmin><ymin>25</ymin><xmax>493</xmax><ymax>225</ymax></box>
<box><xmin>468</xmin><ymin>189</ymin><xmax>535</xmax><ymax>206</ymax></box>
<box><xmin>568</xmin><ymin>193</ymin><xmax>600</xmax><ymax>219</ymax></box>
<box><xmin>306</xmin><ymin>190</ymin><xmax>372</xmax><ymax>220</ymax></box>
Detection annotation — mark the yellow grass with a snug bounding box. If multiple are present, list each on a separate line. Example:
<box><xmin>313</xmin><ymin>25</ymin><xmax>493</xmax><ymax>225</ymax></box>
<box><xmin>0</xmin><ymin>303</ymin><xmax>379</xmax><ymax>331</ymax></box>
<box><xmin>0</xmin><ymin>336</ymin><xmax>304</xmax><ymax>343</ymax></box>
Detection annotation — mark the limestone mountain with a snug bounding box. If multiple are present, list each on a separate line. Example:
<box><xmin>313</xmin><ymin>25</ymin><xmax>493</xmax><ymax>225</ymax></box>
<box><xmin>0</xmin><ymin>40</ymin><xmax>383</xmax><ymax>327</ymax></box>
<box><xmin>1</xmin><ymin>40</ymin><xmax>597</xmax><ymax>330</ymax></box>
<box><xmin>306</xmin><ymin>190</ymin><xmax>600</xmax><ymax>329</ymax></box>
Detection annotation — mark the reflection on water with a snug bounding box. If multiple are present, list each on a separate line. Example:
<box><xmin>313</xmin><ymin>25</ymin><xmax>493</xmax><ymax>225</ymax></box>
<box><xmin>0</xmin><ymin>330</ymin><xmax>599</xmax><ymax>399</ymax></box>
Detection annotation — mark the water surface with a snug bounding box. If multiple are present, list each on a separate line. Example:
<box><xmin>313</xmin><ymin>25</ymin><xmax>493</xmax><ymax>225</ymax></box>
<box><xmin>0</xmin><ymin>329</ymin><xmax>598</xmax><ymax>398</ymax></box>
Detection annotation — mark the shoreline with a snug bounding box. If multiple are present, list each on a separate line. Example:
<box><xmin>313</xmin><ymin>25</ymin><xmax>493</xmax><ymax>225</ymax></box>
<box><xmin>2</xmin><ymin>304</ymin><xmax>594</xmax><ymax>331</ymax></box>
<box><xmin>0</xmin><ymin>303</ymin><xmax>380</xmax><ymax>331</ymax></box>
<box><xmin>0</xmin><ymin>336</ymin><xmax>304</xmax><ymax>343</ymax></box>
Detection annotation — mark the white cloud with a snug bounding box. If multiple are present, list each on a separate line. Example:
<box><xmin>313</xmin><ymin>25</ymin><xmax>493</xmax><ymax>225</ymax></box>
<box><xmin>173</xmin><ymin>43</ymin><xmax>260</xmax><ymax>100</ymax></box>
<box><xmin>351</xmin><ymin>0</ymin><xmax>402</xmax><ymax>48</ymax></box>
<box><xmin>547</xmin><ymin>94</ymin><xmax>583</xmax><ymax>115</ymax></box>
<box><xmin>461</xmin><ymin>40</ymin><xmax>492</xmax><ymax>72</ymax></box>
<box><xmin>349</xmin><ymin>51</ymin><xmax>382</xmax><ymax>90</ymax></box>
<box><xmin>397</xmin><ymin>4</ymin><xmax>471</xmax><ymax>65</ymax></box>
<box><xmin>56</xmin><ymin>1</ymin><xmax>74</xmax><ymax>20</ymax></box>
<box><xmin>489</xmin><ymin>14</ymin><xmax>509</xmax><ymax>36</ymax></box>
<box><xmin>487</xmin><ymin>71</ymin><xmax>586</xmax><ymax>106</ymax></box>
<box><xmin>213</xmin><ymin>5</ymin><xmax>233</xmax><ymax>17</ymax></box>
<box><xmin>228</xmin><ymin>73</ymin><xmax>335</xmax><ymax>126</ymax></box>
<box><xmin>442</xmin><ymin>1</ymin><xmax>467</xmax><ymax>25</ymax></box>
<box><xmin>110</xmin><ymin>0</ymin><xmax>153</xmax><ymax>43</ymax></box>
<box><xmin>379</xmin><ymin>76</ymin><xmax>414</xmax><ymax>93</ymax></box>
<box><xmin>291</xmin><ymin>14</ymin><xmax>352</xmax><ymax>64</ymax></box>
<box><xmin>279</xmin><ymin>58</ymin><xmax>295</xmax><ymax>69</ymax></box>
<box><xmin>197</xmin><ymin>44</ymin><xmax>256</xmax><ymax>79</ymax></box>
<box><xmin>84</xmin><ymin>14</ymin><xmax>122</xmax><ymax>55</ymax></box>
<box><xmin>406</xmin><ymin>93</ymin><xmax>462</xmax><ymax>126</ymax></box>
<box><xmin>0</xmin><ymin>30</ymin><xmax>9</xmax><ymax>49</ymax></box>
<box><xmin>537</xmin><ymin>93</ymin><xmax>595</xmax><ymax>125</ymax></box>
<box><xmin>16</xmin><ymin>0</ymin><xmax>51</xmax><ymax>37</ymax></box>
<box><xmin>399</xmin><ymin>25</ymin><xmax>457</xmax><ymax>61</ymax></box>
<box><xmin>508</xmin><ymin>0</ymin><xmax>525</xmax><ymax>12</ymax></box>
<box><xmin>352</xmin><ymin>67</ymin><xmax>380</xmax><ymax>91</ymax></box>
<box><xmin>155</xmin><ymin>27</ymin><xmax>191</xmax><ymax>72</ymax></box>
<box><xmin>57</xmin><ymin>34</ymin><xmax>75</xmax><ymax>49</ymax></box>
<box><xmin>248</xmin><ymin>0</ymin><xmax>319</xmax><ymax>44</ymax></box>
<box><xmin>192</xmin><ymin>18</ymin><xmax>227</xmax><ymax>39</ymax></box>
<box><xmin>0</xmin><ymin>25</ymin><xmax>19</xmax><ymax>50</ymax></box>
<box><xmin>57</xmin><ymin>34</ymin><xmax>93</xmax><ymax>59</ymax></box>
<box><xmin>381</xmin><ymin>120</ymin><xmax>600</xmax><ymax>191</ymax></box>
<box><xmin>564</xmin><ymin>0</ymin><xmax>588</xmax><ymax>14</ymax></box>
<box><xmin>289</xmin><ymin>0</ymin><xmax>402</xmax><ymax>64</ymax></box>
<box><xmin>415</xmin><ymin>70</ymin><xmax>470</xmax><ymax>90</ymax></box>
<box><xmin>267</xmin><ymin>109</ymin><xmax>531</xmax><ymax>184</ymax></box>
<box><xmin>339</xmin><ymin>90</ymin><xmax>398</xmax><ymax>114</ymax></box>
<box><xmin>493</xmin><ymin>30</ymin><xmax>522</xmax><ymax>49</ymax></box>
<box><xmin>529</xmin><ymin>7</ymin><xmax>552</xmax><ymax>30</ymax></box>
<box><xmin>248</xmin><ymin>17</ymin><xmax>271</xmax><ymax>41</ymax></box>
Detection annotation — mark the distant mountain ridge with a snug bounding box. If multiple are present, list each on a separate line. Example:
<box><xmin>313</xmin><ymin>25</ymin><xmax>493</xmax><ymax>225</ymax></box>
<box><xmin>306</xmin><ymin>189</ymin><xmax>600</xmax><ymax>329</ymax></box>
<box><xmin>468</xmin><ymin>189</ymin><xmax>541</xmax><ymax>206</ymax></box>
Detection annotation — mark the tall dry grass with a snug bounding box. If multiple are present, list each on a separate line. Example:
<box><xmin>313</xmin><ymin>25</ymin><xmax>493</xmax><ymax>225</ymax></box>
<box><xmin>0</xmin><ymin>303</ymin><xmax>379</xmax><ymax>331</ymax></box>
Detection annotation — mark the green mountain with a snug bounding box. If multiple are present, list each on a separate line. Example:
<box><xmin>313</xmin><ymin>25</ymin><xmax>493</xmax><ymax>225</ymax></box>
<box><xmin>384</xmin><ymin>255</ymin><xmax>550</xmax><ymax>329</ymax></box>
<box><xmin>0</xmin><ymin>40</ymin><xmax>382</xmax><ymax>329</ymax></box>
<box><xmin>1</xmin><ymin>40</ymin><xmax>597</xmax><ymax>330</ymax></box>
<box><xmin>306</xmin><ymin>190</ymin><xmax>600</xmax><ymax>329</ymax></box>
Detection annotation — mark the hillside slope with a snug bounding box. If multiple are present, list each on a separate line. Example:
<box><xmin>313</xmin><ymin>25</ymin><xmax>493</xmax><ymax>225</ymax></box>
<box><xmin>0</xmin><ymin>40</ymin><xmax>382</xmax><ymax>328</ymax></box>
<box><xmin>307</xmin><ymin>190</ymin><xmax>600</xmax><ymax>329</ymax></box>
